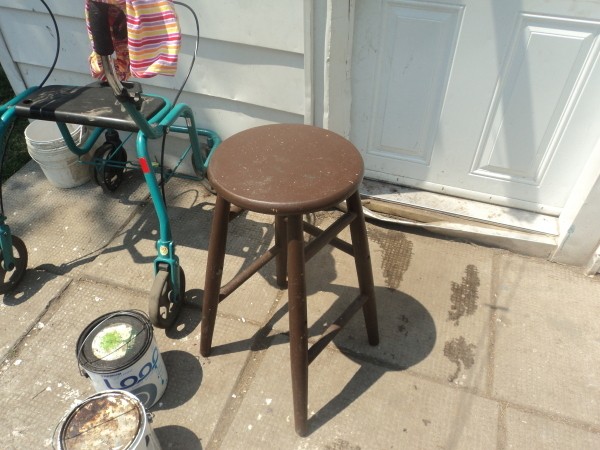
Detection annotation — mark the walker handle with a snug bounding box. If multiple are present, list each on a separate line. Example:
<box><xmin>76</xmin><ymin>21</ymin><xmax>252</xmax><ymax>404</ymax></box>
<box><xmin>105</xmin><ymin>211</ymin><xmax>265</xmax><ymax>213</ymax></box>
<box><xmin>87</xmin><ymin>1</ymin><xmax>114</xmax><ymax>56</ymax></box>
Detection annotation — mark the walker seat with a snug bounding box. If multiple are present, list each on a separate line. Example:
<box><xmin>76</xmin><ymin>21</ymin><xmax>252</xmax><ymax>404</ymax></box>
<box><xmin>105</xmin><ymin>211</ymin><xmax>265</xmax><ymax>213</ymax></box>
<box><xmin>14</xmin><ymin>82</ymin><xmax>166</xmax><ymax>132</ymax></box>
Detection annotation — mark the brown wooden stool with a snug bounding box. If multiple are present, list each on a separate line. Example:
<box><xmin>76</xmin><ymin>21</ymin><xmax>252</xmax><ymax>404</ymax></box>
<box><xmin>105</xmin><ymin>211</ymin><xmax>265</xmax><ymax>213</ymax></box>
<box><xmin>201</xmin><ymin>124</ymin><xmax>379</xmax><ymax>436</ymax></box>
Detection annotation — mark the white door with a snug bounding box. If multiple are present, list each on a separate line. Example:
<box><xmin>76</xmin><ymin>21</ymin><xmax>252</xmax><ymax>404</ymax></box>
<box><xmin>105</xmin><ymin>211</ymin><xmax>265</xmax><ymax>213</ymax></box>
<box><xmin>351</xmin><ymin>0</ymin><xmax>600</xmax><ymax>215</ymax></box>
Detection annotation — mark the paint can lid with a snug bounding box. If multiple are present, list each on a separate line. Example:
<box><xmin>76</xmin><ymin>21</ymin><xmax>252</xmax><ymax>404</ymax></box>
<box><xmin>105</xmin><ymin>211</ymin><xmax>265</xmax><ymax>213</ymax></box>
<box><xmin>58</xmin><ymin>391</ymin><xmax>144</xmax><ymax>449</ymax></box>
<box><xmin>77</xmin><ymin>311</ymin><xmax>152</xmax><ymax>374</ymax></box>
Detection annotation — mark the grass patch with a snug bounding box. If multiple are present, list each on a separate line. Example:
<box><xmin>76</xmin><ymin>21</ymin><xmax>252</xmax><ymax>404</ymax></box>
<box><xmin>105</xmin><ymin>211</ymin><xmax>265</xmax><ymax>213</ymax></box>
<box><xmin>0</xmin><ymin>64</ymin><xmax>30</xmax><ymax>183</ymax></box>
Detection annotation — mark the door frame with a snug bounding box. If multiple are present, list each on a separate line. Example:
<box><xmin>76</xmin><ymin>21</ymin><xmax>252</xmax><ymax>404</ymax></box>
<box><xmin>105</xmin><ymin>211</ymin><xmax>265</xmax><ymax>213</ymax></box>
<box><xmin>314</xmin><ymin>0</ymin><xmax>600</xmax><ymax>269</ymax></box>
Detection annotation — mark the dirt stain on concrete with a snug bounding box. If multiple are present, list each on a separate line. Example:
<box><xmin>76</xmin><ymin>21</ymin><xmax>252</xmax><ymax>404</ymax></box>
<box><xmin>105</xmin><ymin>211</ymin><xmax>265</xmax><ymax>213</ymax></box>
<box><xmin>448</xmin><ymin>264</ymin><xmax>480</xmax><ymax>326</ymax></box>
<box><xmin>397</xmin><ymin>313</ymin><xmax>410</xmax><ymax>337</ymax></box>
<box><xmin>325</xmin><ymin>438</ymin><xmax>361</xmax><ymax>450</ymax></box>
<box><xmin>370</xmin><ymin>228</ymin><xmax>413</xmax><ymax>290</ymax></box>
<box><xmin>443</xmin><ymin>336</ymin><xmax>477</xmax><ymax>383</ymax></box>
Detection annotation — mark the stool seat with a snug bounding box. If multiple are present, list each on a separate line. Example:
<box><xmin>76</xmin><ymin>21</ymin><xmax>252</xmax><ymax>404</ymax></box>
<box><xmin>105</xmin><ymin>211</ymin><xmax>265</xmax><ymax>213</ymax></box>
<box><xmin>201</xmin><ymin>124</ymin><xmax>379</xmax><ymax>436</ymax></box>
<box><xmin>207</xmin><ymin>124</ymin><xmax>364</xmax><ymax>215</ymax></box>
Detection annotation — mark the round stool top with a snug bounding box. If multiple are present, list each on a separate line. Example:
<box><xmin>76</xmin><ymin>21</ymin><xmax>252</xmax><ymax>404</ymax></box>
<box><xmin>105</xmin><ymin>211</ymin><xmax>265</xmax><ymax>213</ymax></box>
<box><xmin>207</xmin><ymin>124</ymin><xmax>364</xmax><ymax>215</ymax></box>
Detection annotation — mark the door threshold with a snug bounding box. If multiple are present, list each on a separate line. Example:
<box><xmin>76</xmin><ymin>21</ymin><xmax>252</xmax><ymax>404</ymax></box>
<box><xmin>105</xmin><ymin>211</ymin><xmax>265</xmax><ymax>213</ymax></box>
<box><xmin>359</xmin><ymin>179</ymin><xmax>558</xmax><ymax>258</ymax></box>
<box><xmin>361</xmin><ymin>179</ymin><xmax>559</xmax><ymax>235</ymax></box>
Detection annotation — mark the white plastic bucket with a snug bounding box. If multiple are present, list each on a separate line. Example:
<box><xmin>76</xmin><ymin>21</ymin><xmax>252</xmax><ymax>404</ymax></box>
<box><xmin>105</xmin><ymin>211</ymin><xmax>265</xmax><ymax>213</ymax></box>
<box><xmin>53</xmin><ymin>390</ymin><xmax>162</xmax><ymax>449</ymax></box>
<box><xmin>25</xmin><ymin>120</ymin><xmax>92</xmax><ymax>188</ymax></box>
<box><xmin>76</xmin><ymin>310</ymin><xmax>168</xmax><ymax>409</ymax></box>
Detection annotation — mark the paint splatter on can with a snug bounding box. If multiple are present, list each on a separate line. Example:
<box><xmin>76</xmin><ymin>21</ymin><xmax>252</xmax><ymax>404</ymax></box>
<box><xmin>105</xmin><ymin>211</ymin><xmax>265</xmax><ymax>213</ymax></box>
<box><xmin>54</xmin><ymin>390</ymin><xmax>162</xmax><ymax>449</ymax></box>
<box><xmin>76</xmin><ymin>310</ymin><xmax>167</xmax><ymax>409</ymax></box>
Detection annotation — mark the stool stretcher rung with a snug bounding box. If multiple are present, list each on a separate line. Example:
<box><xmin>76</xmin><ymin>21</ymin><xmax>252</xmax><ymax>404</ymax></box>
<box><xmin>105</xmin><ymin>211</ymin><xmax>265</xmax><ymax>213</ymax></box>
<box><xmin>307</xmin><ymin>293</ymin><xmax>368</xmax><ymax>365</ymax></box>
<box><xmin>219</xmin><ymin>212</ymin><xmax>357</xmax><ymax>302</ymax></box>
<box><xmin>219</xmin><ymin>245</ymin><xmax>281</xmax><ymax>301</ymax></box>
<box><xmin>303</xmin><ymin>212</ymin><xmax>356</xmax><ymax>261</ymax></box>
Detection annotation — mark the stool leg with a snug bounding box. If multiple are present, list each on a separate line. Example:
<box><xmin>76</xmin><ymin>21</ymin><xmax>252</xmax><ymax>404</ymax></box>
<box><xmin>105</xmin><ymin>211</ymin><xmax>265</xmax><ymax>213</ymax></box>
<box><xmin>275</xmin><ymin>215</ymin><xmax>287</xmax><ymax>288</ymax></box>
<box><xmin>346</xmin><ymin>191</ymin><xmax>379</xmax><ymax>346</ymax></box>
<box><xmin>286</xmin><ymin>214</ymin><xmax>309</xmax><ymax>436</ymax></box>
<box><xmin>201</xmin><ymin>195</ymin><xmax>231</xmax><ymax>357</ymax></box>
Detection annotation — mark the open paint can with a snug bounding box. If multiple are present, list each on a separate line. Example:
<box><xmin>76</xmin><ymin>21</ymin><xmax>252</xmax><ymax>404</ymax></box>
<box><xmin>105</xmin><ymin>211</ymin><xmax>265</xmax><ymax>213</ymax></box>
<box><xmin>54</xmin><ymin>390</ymin><xmax>161</xmax><ymax>449</ymax></box>
<box><xmin>76</xmin><ymin>310</ymin><xmax>168</xmax><ymax>409</ymax></box>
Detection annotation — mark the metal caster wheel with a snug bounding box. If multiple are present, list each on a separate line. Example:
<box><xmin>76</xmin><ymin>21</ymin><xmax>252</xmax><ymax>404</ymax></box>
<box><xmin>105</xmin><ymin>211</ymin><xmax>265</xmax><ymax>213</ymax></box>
<box><xmin>148</xmin><ymin>266</ymin><xmax>185</xmax><ymax>329</ymax></box>
<box><xmin>93</xmin><ymin>142</ymin><xmax>127</xmax><ymax>192</ymax></box>
<box><xmin>0</xmin><ymin>235</ymin><xmax>28</xmax><ymax>294</ymax></box>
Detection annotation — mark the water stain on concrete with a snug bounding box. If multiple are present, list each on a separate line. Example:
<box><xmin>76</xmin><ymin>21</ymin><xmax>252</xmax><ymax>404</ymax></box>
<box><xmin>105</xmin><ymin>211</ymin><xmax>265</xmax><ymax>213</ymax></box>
<box><xmin>443</xmin><ymin>336</ymin><xmax>477</xmax><ymax>383</ymax></box>
<box><xmin>369</xmin><ymin>228</ymin><xmax>413</xmax><ymax>290</ymax></box>
<box><xmin>448</xmin><ymin>264</ymin><xmax>480</xmax><ymax>326</ymax></box>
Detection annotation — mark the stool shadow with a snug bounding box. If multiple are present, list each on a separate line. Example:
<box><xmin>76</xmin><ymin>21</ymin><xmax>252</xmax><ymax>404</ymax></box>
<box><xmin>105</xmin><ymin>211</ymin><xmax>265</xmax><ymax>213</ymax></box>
<box><xmin>206</xmin><ymin>296</ymin><xmax>290</xmax><ymax>356</ymax></box>
<box><xmin>204</xmin><ymin>281</ymin><xmax>436</xmax><ymax>435</ymax></box>
<box><xmin>308</xmin><ymin>286</ymin><xmax>436</xmax><ymax>434</ymax></box>
<box><xmin>295</xmin><ymin>247</ymin><xmax>437</xmax><ymax>433</ymax></box>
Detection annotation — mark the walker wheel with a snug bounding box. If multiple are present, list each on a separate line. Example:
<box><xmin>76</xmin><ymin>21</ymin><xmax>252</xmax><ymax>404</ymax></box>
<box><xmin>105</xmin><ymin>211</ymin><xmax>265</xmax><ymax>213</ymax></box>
<box><xmin>93</xmin><ymin>143</ymin><xmax>127</xmax><ymax>192</ymax></box>
<box><xmin>148</xmin><ymin>266</ymin><xmax>185</xmax><ymax>329</ymax></box>
<box><xmin>0</xmin><ymin>235</ymin><xmax>28</xmax><ymax>294</ymax></box>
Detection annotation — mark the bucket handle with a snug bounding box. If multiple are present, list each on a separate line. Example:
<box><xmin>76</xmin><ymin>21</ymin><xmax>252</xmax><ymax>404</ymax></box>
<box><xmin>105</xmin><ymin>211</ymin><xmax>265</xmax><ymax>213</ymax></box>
<box><xmin>76</xmin><ymin>125</ymin><xmax>85</xmax><ymax>146</ymax></box>
<box><xmin>72</xmin><ymin>125</ymin><xmax>86</xmax><ymax>155</ymax></box>
<box><xmin>76</xmin><ymin>310</ymin><xmax>152</xmax><ymax>377</ymax></box>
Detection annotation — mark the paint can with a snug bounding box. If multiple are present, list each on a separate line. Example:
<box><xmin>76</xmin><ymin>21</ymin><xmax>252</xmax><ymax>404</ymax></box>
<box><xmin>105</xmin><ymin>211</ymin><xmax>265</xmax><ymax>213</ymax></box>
<box><xmin>76</xmin><ymin>310</ymin><xmax>168</xmax><ymax>409</ymax></box>
<box><xmin>53</xmin><ymin>390</ymin><xmax>162</xmax><ymax>449</ymax></box>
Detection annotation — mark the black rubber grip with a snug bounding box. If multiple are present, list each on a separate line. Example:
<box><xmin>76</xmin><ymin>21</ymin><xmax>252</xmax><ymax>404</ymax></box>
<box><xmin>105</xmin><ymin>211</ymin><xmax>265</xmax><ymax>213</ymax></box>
<box><xmin>87</xmin><ymin>1</ymin><xmax>114</xmax><ymax>56</ymax></box>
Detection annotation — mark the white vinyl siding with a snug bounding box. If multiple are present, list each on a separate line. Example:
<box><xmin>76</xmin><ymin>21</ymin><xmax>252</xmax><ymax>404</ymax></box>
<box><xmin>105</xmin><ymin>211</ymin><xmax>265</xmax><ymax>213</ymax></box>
<box><xmin>0</xmin><ymin>0</ymin><xmax>306</xmax><ymax>139</ymax></box>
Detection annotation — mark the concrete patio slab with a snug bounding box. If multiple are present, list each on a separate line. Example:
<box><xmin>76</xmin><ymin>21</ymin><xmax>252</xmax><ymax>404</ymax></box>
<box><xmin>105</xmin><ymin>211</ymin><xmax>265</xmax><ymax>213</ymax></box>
<box><xmin>492</xmin><ymin>254</ymin><xmax>600</xmax><ymax>425</ymax></box>
<box><xmin>152</xmin><ymin>314</ymin><xmax>259</xmax><ymax>450</ymax></box>
<box><xmin>504</xmin><ymin>408</ymin><xmax>600</xmax><ymax>449</ymax></box>
<box><xmin>218</xmin><ymin>335</ymin><xmax>499</xmax><ymax>449</ymax></box>
<box><xmin>2</xmin><ymin>161</ymin><xmax>148</xmax><ymax>274</ymax></box>
<box><xmin>0</xmin><ymin>270</ymin><xmax>71</xmax><ymax>361</ymax></box>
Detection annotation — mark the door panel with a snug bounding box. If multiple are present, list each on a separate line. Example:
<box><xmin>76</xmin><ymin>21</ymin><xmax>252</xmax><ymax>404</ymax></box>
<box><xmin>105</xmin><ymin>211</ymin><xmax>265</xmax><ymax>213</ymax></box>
<box><xmin>351</xmin><ymin>0</ymin><xmax>600</xmax><ymax>214</ymax></box>
<box><xmin>371</xmin><ymin>2</ymin><xmax>463</xmax><ymax>165</ymax></box>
